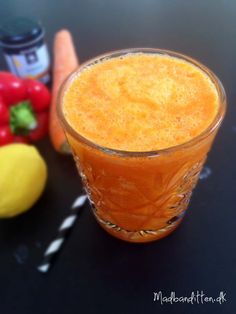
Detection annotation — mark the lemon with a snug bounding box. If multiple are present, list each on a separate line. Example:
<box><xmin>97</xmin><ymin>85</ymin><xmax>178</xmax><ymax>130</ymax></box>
<box><xmin>0</xmin><ymin>144</ymin><xmax>47</xmax><ymax>218</ymax></box>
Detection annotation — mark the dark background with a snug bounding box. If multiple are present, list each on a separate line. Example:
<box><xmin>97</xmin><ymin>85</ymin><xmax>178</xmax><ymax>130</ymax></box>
<box><xmin>0</xmin><ymin>1</ymin><xmax>235</xmax><ymax>313</ymax></box>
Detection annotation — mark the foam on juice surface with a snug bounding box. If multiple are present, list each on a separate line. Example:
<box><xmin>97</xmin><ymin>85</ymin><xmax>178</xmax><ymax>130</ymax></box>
<box><xmin>63</xmin><ymin>54</ymin><xmax>219</xmax><ymax>151</ymax></box>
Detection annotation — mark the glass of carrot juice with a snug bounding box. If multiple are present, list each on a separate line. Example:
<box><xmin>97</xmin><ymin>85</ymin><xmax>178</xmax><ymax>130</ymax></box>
<box><xmin>58</xmin><ymin>48</ymin><xmax>226</xmax><ymax>243</ymax></box>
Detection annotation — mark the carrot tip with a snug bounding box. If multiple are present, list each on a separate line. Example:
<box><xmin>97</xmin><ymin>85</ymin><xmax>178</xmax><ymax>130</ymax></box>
<box><xmin>60</xmin><ymin>141</ymin><xmax>71</xmax><ymax>154</ymax></box>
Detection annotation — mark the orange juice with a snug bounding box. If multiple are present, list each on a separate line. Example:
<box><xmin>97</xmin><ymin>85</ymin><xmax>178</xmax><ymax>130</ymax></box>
<box><xmin>59</xmin><ymin>49</ymin><xmax>226</xmax><ymax>242</ymax></box>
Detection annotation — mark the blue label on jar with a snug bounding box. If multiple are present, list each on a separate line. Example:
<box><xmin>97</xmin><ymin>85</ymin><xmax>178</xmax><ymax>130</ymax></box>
<box><xmin>4</xmin><ymin>42</ymin><xmax>50</xmax><ymax>83</ymax></box>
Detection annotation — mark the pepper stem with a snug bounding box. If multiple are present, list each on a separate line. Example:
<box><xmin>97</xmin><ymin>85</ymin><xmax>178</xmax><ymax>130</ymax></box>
<box><xmin>10</xmin><ymin>101</ymin><xmax>37</xmax><ymax>135</ymax></box>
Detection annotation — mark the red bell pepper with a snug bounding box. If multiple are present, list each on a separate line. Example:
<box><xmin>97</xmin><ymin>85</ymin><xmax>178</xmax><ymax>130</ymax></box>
<box><xmin>0</xmin><ymin>72</ymin><xmax>51</xmax><ymax>146</ymax></box>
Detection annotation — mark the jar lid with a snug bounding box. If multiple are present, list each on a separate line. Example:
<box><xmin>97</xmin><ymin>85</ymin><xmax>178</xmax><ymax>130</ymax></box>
<box><xmin>0</xmin><ymin>17</ymin><xmax>43</xmax><ymax>46</ymax></box>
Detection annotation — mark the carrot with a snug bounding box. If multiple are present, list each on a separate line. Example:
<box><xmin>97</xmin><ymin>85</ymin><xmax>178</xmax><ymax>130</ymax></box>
<box><xmin>49</xmin><ymin>29</ymin><xmax>79</xmax><ymax>153</ymax></box>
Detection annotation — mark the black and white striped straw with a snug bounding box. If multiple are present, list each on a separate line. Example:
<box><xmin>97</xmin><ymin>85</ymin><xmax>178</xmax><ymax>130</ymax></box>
<box><xmin>37</xmin><ymin>194</ymin><xmax>87</xmax><ymax>273</ymax></box>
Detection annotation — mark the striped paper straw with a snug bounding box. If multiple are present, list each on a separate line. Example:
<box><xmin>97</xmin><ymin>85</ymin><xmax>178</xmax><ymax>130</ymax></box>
<box><xmin>37</xmin><ymin>194</ymin><xmax>87</xmax><ymax>273</ymax></box>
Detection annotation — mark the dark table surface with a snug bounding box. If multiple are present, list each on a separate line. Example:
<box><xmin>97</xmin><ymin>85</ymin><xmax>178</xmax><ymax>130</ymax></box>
<box><xmin>0</xmin><ymin>1</ymin><xmax>235</xmax><ymax>313</ymax></box>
